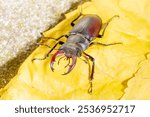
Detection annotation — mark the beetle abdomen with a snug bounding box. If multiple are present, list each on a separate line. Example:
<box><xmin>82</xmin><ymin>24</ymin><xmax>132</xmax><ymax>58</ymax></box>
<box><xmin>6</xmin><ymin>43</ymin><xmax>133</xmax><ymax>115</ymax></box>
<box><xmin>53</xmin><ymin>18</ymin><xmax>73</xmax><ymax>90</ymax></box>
<box><xmin>70</xmin><ymin>15</ymin><xmax>102</xmax><ymax>40</ymax></box>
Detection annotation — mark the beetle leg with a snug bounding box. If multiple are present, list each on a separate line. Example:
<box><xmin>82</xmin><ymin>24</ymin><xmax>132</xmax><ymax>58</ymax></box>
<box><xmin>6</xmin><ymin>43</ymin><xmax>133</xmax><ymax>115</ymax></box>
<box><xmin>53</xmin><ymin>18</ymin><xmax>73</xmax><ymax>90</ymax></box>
<box><xmin>32</xmin><ymin>41</ymin><xmax>64</xmax><ymax>62</ymax></box>
<box><xmin>71</xmin><ymin>12</ymin><xmax>83</xmax><ymax>26</ymax></box>
<box><xmin>41</xmin><ymin>35</ymin><xmax>68</xmax><ymax>41</ymax></box>
<box><xmin>35</xmin><ymin>34</ymin><xmax>68</xmax><ymax>51</ymax></box>
<box><xmin>36</xmin><ymin>43</ymin><xmax>52</xmax><ymax>48</ymax></box>
<box><xmin>70</xmin><ymin>2</ymin><xmax>86</xmax><ymax>26</ymax></box>
<box><xmin>89</xmin><ymin>42</ymin><xmax>122</xmax><ymax>47</ymax></box>
<box><xmin>83</xmin><ymin>52</ymin><xmax>95</xmax><ymax>94</ymax></box>
<box><xmin>98</xmin><ymin>15</ymin><xmax>119</xmax><ymax>38</ymax></box>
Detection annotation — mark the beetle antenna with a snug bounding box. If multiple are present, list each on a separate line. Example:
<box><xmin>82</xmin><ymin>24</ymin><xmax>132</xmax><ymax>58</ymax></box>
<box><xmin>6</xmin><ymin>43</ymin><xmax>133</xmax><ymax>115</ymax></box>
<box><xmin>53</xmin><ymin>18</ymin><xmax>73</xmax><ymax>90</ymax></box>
<box><xmin>57</xmin><ymin>56</ymin><xmax>65</xmax><ymax>65</ymax></box>
<box><xmin>62</xmin><ymin>56</ymin><xmax>77</xmax><ymax>75</ymax></box>
<box><xmin>79</xmin><ymin>57</ymin><xmax>88</xmax><ymax>64</ymax></box>
<box><xmin>64</xmin><ymin>58</ymin><xmax>71</xmax><ymax>68</ymax></box>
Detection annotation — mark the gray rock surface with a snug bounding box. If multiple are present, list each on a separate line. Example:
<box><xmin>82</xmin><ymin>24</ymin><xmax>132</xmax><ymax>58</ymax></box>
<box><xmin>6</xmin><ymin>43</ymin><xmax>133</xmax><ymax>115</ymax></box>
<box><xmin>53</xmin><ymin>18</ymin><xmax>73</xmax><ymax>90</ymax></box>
<box><xmin>0</xmin><ymin>0</ymin><xmax>82</xmax><ymax>88</ymax></box>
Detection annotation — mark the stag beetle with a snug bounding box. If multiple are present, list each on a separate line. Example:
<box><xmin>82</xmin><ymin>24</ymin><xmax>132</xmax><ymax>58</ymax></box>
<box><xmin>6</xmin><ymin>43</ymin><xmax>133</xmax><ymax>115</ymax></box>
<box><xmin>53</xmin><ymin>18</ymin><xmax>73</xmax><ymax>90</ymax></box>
<box><xmin>32</xmin><ymin>13</ymin><xmax>121</xmax><ymax>94</ymax></box>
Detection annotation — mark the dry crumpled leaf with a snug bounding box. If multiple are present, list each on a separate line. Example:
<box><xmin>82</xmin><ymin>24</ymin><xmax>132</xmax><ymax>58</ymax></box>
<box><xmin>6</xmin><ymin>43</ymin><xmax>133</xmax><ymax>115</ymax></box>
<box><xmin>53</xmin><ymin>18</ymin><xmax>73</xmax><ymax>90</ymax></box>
<box><xmin>121</xmin><ymin>55</ymin><xmax>150</xmax><ymax>99</ymax></box>
<box><xmin>0</xmin><ymin>0</ymin><xmax>150</xmax><ymax>99</ymax></box>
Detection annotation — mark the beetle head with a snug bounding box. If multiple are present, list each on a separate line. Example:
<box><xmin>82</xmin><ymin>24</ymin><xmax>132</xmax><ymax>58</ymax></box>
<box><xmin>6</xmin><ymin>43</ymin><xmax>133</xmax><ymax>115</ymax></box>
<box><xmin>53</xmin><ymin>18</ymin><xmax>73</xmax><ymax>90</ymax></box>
<box><xmin>50</xmin><ymin>43</ymin><xmax>82</xmax><ymax>75</ymax></box>
<box><xmin>60</xmin><ymin>43</ymin><xmax>82</xmax><ymax>57</ymax></box>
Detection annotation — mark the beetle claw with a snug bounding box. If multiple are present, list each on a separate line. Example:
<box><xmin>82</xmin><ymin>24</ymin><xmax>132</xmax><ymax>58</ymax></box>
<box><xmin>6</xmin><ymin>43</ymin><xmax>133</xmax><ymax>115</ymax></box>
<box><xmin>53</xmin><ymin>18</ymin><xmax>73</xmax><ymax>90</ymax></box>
<box><xmin>50</xmin><ymin>51</ymin><xmax>64</xmax><ymax>72</ymax></box>
<box><xmin>62</xmin><ymin>56</ymin><xmax>77</xmax><ymax>75</ymax></box>
<box><xmin>50</xmin><ymin>62</ymin><xmax>54</xmax><ymax>72</ymax></box>
<box><xmin>62</xmin><ymin>65</ymin><xmax>73</xmax><ymax>75</ymax></box>
<box><xmin>50</xmin><ymin>51</ymin><xmax>77</xmax><ymax>75</ymax></box>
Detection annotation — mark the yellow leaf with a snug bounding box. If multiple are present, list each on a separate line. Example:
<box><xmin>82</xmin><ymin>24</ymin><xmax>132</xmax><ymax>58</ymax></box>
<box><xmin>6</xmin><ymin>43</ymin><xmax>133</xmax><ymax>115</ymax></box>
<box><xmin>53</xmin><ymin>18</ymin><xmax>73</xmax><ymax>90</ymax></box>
<box><xmin>1</xmin><ymin>0</ymin><xmax>150</xmax><ymax>99</ymax></box>
<box><xmin>121</xmin><ymin>55</ymin><xmax>150</xmax><ymax>99</ymax></box>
